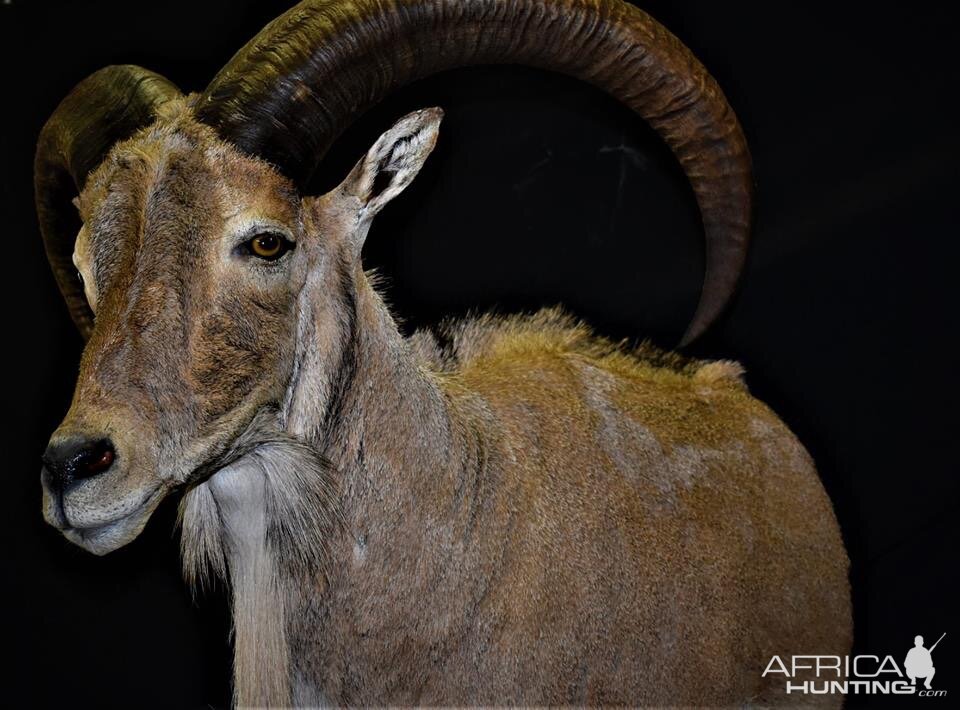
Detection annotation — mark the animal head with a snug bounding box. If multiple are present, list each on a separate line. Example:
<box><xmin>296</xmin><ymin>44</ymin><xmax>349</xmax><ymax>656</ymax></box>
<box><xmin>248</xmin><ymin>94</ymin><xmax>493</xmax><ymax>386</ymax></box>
<box><xmin>35</xmin><ymin>0</ymin><xmax>752</xmax><ymax>555</ymax></box>
<box><xmin>39</xmin><ymin>98</ymin><xmax>443</xmax><ymax>554</ymax></box>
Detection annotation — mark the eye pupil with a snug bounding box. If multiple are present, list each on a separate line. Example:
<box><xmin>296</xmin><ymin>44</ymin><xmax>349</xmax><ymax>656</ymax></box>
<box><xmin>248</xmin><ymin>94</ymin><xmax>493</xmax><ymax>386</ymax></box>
<box><xmin>247</xmin><ymin>232</ymin><xmax>291</xmax><ymax>260</ymax></box>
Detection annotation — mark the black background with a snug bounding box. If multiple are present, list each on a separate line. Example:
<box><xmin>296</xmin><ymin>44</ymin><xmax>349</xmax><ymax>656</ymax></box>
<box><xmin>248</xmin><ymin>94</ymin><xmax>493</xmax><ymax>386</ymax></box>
<box><xmin>3</xmin><ymin>1</ymin><xmax>957</xmax><ymax>707</ymax></box>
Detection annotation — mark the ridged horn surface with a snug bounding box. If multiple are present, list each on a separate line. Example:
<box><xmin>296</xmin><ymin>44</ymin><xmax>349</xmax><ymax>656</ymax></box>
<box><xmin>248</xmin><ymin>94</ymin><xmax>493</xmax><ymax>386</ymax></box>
<box><xmin>197</xmin><ymin>0</ymin><xmax>752</xmax><ymax>343</ymax></box>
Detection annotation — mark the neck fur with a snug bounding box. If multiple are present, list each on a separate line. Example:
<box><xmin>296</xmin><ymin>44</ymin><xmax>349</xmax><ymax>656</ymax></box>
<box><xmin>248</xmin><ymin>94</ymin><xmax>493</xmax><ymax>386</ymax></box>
<box><xmin>178</xmin><ymin>270</ymin><xmax>450</xmax><ymax>706</ymax></box>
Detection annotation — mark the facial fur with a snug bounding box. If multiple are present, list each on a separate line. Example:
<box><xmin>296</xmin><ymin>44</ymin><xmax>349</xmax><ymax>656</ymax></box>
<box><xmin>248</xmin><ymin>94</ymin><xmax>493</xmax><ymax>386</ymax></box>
<box><xmin>42</xmin><ymin>99</ymin><xmax>440</xmax><ymax>557</ymax></box>
<box><xmin>43</xmin><ymin>101</ymin><xmax>318</xmax><ymax>554</ymax></box>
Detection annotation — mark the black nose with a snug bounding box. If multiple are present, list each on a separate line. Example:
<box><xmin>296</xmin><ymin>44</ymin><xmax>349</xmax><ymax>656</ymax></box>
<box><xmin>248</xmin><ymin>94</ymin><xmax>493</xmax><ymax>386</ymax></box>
<box><xmin>42</xmin><ymin>436</ymin><xmax>116</xmax><ymax>489</ymax></box>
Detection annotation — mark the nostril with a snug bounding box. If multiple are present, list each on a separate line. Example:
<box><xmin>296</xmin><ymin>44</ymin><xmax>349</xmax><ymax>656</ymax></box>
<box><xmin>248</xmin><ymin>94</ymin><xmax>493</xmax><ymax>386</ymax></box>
<box><xmin>75</xmin><ymin>439</ymin><xmax>115</xmax><ymax>480</ymax></box>
<box><xmin>42</xmin><ymin>436</ymin><xmax>116</xmax><ymax>487</ymax></box>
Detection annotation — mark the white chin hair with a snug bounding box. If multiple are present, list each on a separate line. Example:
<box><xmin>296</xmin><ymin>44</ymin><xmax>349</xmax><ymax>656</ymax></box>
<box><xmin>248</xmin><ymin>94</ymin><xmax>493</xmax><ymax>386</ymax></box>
<box><xmin>62</xmin><ymin>497</ymin><xmax>162</xmax><ymax>555</ymax></box>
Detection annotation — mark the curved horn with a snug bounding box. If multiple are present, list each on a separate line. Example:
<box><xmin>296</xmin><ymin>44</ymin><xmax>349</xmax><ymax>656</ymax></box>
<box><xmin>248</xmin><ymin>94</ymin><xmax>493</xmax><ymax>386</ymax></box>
<box><xmin>197</xmin><ymin>0</ymin><xmax>752</xmax><ymax>345</ymax></box>
<box><xmin>35</xmin><ymin>65</ymin><xmax>181</xmax><ymax>338</ymax></box>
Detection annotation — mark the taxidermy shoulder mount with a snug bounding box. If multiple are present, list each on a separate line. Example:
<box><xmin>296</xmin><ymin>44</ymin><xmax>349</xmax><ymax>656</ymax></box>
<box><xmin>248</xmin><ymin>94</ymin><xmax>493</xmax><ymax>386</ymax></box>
<box><xmin>35</xmin><ymin>1</ymin><xmax>850</xmax><ymax>707</ymax></box>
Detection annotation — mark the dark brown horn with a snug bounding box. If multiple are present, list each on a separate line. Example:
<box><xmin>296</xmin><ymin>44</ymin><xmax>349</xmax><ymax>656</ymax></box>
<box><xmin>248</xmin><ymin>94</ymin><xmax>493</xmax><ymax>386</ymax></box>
<box><xmin>35</xmin><ymin>65</ymin><xmax>181</xmax><ymax>338</ymax></box>
<box><xmin>196</xmin><ymin>0</ymin><xmax>752</xmax><ymax>345</ymax></box>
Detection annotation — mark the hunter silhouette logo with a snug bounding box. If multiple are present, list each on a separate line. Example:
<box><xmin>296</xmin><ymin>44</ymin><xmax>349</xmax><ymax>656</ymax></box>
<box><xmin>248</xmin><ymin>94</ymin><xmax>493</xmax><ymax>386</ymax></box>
<box><xmin>763</xmin><ymin>632</ymin><xmax>948</xmax><ymax>697</ymax></box>
<box><xmin>906</xmin><ymin>633</ymin><xmax>946</xmax><ymax>690</ymax></box>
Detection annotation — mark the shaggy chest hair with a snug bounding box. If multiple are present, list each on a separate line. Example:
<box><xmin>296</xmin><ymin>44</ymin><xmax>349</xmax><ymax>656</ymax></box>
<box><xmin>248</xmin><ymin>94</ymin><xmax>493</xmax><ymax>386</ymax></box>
<box><xmin>179</xmin><ymin>437</ymin><xmax>337</xmax><ymax>705</ymax></box>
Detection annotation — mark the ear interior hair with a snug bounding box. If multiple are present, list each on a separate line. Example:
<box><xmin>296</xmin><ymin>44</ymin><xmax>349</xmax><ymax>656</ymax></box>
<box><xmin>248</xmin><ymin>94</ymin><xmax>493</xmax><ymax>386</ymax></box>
<box><xmin>353</xmin><ymin>107</ymin><xmax>444</xmax><ymax>217</ymax></box>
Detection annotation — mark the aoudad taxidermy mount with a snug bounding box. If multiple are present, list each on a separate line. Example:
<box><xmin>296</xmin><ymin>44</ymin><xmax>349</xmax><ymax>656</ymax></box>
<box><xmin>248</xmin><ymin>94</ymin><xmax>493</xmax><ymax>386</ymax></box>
<box><xmin>34</xmin><ymin>0</ymin><xmax>850</xmax><ymax>706</ymax></box>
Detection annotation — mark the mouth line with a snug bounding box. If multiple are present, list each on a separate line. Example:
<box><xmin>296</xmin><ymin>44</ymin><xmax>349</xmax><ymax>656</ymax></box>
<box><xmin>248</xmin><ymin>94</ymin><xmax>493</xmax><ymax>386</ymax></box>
<box><xmin>62</xmin><ymin>484</ymin><xmax>165</xmax><ymax>534</ymax></box>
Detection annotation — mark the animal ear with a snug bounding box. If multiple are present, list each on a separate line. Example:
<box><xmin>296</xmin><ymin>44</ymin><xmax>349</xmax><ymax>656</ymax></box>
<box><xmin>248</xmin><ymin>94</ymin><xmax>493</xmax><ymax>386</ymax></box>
<box><xmin>343</xmin><ymin>107</ymin><xmax>443</xmax><ymax>221</ymax></box>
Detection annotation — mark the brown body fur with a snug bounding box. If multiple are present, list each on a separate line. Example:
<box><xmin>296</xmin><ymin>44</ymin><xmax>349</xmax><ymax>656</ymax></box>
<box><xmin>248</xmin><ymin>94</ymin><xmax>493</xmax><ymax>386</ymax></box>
<box><xmin>42</xmin><ymin>104</ymin><xmax>851</xmax><ymax>706</ymax></box>
<box><xmin>290</xmin><ymin>296</ymin><xmax>851</xmax><ymax>706</ymax></box>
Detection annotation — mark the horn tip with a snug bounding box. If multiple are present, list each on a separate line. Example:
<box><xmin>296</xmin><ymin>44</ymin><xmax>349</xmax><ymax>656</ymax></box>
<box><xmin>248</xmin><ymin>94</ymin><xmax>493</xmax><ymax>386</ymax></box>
<box><xmin>678</xmin><ymin>302</ymin><xmax>720</xmax><ymax>349</ymax></box>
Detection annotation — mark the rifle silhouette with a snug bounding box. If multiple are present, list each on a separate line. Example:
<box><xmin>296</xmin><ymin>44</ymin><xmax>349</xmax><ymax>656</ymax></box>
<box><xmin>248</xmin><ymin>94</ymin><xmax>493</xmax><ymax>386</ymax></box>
<box><xmin>929</xmin><ymin>632</ymin><xmax>946</xmax><ymax>653</ymax></box>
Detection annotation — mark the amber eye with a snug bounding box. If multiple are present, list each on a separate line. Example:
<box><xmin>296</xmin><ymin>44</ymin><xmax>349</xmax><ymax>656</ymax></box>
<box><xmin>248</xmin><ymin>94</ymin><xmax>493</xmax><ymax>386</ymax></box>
<box><xmin>245</xmin><ymin>232</ymin><xmax>293</xmax><ymax>261</ymax></box>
